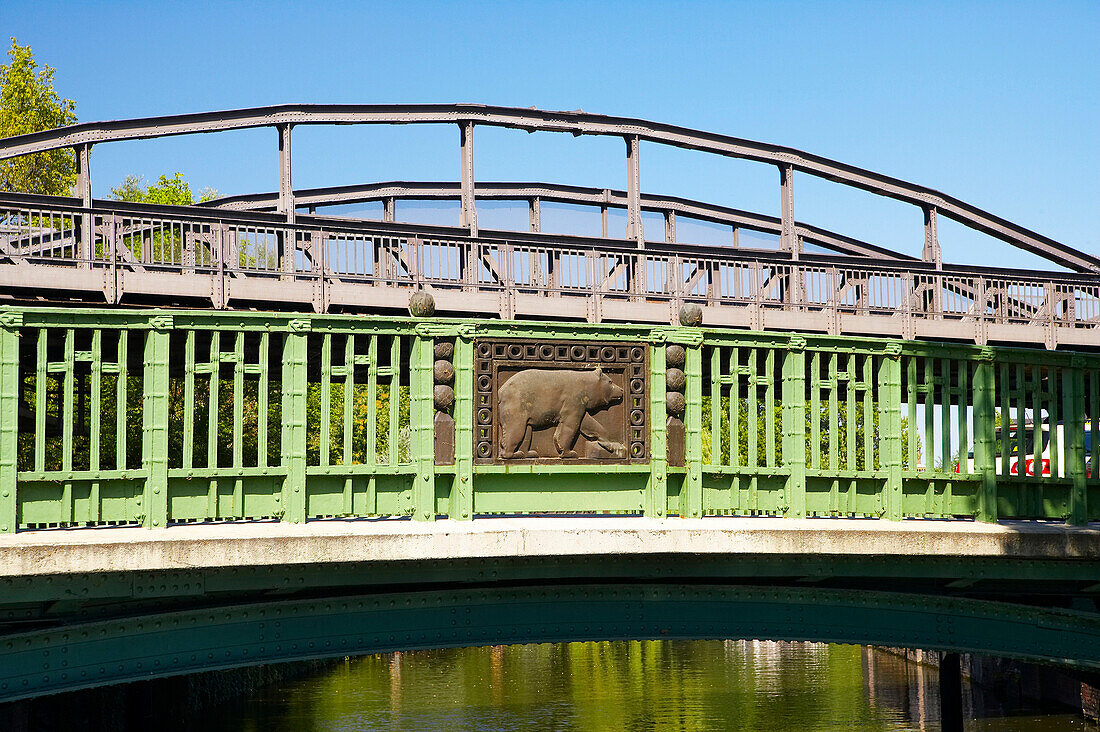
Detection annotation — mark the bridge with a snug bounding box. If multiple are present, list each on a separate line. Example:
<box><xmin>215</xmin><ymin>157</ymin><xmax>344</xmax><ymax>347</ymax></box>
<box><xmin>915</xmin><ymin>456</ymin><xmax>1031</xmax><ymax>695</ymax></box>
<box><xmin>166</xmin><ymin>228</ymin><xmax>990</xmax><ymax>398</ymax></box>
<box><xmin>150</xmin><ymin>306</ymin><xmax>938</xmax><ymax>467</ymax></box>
<box><xmin>0</xmin><ymin>104</ymin><xmax>1097</xmax><ymax>702</ymax></box>
<box><xmin>1</xmin><ymin>104</ymin><xmax>1098</xmax><ymax>348</ymax></box>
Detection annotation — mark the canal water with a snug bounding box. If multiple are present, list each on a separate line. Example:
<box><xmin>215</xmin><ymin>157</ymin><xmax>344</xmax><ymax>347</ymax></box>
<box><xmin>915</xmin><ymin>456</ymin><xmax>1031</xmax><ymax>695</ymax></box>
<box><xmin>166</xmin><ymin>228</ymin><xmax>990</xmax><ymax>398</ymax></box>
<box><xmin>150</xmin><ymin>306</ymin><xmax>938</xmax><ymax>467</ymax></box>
<box><xmin>200</xmin><ymin>641</ymin><xmax>1090</xmax><ymax>731</ymax></box>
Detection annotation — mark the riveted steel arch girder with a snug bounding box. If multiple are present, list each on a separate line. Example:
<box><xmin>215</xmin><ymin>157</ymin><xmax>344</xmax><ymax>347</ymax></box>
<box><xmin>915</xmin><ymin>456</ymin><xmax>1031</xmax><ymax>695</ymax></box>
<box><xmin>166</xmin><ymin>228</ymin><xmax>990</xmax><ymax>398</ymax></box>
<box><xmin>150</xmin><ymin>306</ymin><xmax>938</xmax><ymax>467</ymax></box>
<box><xmin>204</xmin><ymin>180</ymin><xmax>915</xmax><ymax>261</ymax></box>
<box><xmin>0</xmin><ymin>103</ymin><xmax>1094</xmax><ymax>273</ymax></box>
<box><xmin>0</xmin><ymin>582</ymin><xmax>1097</xmax><ymax>703</ymax></box>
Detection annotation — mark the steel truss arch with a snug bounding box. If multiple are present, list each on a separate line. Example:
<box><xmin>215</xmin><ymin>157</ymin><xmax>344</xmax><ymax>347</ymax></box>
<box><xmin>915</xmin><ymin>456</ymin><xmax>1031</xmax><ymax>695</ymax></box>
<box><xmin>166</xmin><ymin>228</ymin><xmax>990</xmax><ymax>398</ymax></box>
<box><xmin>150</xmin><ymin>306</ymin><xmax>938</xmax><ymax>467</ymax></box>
<box><xmin>205</xmin><ymin>180</ymin><xmax>916</xmax><ymax>261</ymax></box>
<box><xmin>0</xmin><ymin>103</ymin><xmax>1095</xmax><ymax>273</ymax></box>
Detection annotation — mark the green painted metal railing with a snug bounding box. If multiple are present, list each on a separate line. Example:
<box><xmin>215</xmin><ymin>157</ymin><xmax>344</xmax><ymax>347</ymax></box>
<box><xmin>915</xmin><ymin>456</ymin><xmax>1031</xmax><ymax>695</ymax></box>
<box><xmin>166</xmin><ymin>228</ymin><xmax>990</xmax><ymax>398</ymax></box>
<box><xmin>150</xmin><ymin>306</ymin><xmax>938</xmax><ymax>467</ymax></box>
<box><xmin>0</xmin><ymin>307</ymin><xmax>1096</xmax><ymax>533</ymax></box>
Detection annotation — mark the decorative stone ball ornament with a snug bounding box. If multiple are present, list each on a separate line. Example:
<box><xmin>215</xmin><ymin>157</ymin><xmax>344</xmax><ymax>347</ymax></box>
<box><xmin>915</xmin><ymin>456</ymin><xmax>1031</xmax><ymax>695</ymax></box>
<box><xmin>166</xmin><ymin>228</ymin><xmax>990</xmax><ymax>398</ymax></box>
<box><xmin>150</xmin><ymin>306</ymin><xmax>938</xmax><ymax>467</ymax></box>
<box><xmin>434</xmin><ymin>341</ymin><xmax>455</xmax><ymax>361</ymax></box>
<box><xmin>434</xmin><ymin>359</ymin><xmax>455</xmax><ymax>385</ymax></box>
<box><xmin>433</xmin><ymin>338</ymin><xmax>456</xmax><ymax>414</ymax></box>
<box><xmin>665</xmin><ymin>367</ymin><xmax>687</xmax><ymax>393</ymax></box>
<box><xmin>678</xmin><ymin>302</ymin><xmax>703</xmax><ymax>327</ymax></box>
<box><xmin>433</xmin><ymin>384</ymin><xmax>456</xmax><ymax>413</ymax></box>
<box><xmin>665</xmin><ymin>344</ymin><xmax>688</xmax><ymax>418</ymax></box>
<box><xmin>408</xmin><ymin>290</ymin><xmax>436</xmax><ymax>317</ymax></box>
<box><xmin>665</xmin><ymin>390</ymin><xmax>686</xmax><ymax>417</ymax></box>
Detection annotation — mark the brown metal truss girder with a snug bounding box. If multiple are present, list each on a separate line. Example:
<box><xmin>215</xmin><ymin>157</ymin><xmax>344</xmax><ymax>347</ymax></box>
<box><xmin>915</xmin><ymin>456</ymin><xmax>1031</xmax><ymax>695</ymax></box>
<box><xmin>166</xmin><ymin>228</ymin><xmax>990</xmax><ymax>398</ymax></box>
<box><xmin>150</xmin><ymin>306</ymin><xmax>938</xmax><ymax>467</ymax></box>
<box><xmin>0</xmin><ymin>103</ymin><xmax>1095</xmax><ymax>273</ymax></box>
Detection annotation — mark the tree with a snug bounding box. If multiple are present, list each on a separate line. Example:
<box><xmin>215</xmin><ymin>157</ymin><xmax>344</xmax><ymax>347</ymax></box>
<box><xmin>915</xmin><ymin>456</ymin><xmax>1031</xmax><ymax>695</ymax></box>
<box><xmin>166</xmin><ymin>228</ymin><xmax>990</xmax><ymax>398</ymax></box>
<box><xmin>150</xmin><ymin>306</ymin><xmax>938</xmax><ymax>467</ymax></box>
<box><xmin>107</xmin><ymin>173</ymin><xmax>221</xmax><ymax>264</ymax></box>
<box><xmin>108</xmin><ymin>173</ymin><xmax>219</xmax><ymax>205</ymax></box>
<box><xmin>0</xmin><ymin>38</ymin><xmax>77</xmax><ymax>195</ymax></box>
<box><xmin>702</xmin><ymin>394</ymin><xmax>915</xmax><ymax>470</ymax></box>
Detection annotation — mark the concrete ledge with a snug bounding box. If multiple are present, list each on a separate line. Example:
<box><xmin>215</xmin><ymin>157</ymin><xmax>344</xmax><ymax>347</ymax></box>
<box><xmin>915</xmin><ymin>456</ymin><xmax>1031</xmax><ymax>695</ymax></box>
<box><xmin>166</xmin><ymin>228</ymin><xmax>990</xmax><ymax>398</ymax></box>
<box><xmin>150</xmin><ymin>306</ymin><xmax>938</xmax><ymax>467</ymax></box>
<box><xmin>0</xmin><ymin>517</ymin><xmax>1098</xmax><ymax>577</ymax></box>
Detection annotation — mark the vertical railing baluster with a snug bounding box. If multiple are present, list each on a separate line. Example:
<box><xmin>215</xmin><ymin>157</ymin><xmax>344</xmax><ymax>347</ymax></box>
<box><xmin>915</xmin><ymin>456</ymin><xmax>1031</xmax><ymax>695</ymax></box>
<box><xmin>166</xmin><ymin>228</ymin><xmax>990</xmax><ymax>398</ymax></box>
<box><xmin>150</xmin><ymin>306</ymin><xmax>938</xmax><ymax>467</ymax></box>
<box><xmin>999</xmin><ymin>363</ymin><xmax>1010</xmax><ymax>477</ymax></box>
<box><xmin>89</xmin><ymin>330</ymin><xmax>102</xmax><ymax>523</ymax></box>
<box><xmin>389</xmin><ymin>337</ymin><xmax>400</xmax><ymax>466</ymax></box>
<box><xmin>973</xmin><ymin>352</ymin><xmax>997</xmax><ymax>522</ymax></box>
<box><xmin>847</xmin><ymin>355</ymin><xmax>858</xmax><ymax>470</ymax></box>
<box><xmin>453</xmin><ymin>336</ymin><xmax>475</xmax><ymax>520</ymax></box>
<box><xmin>412</xmin><ymin>333</ymin><xmax>435</xmax><ymax>521</ymax></box>
<box><xmin>647</xmin><ymin>341</ymin><xmax>667</xmax><ymax>518</ymax></box>
<box><xmin>340</xmin><ymin>334</ymin><xmax>352</xmax><ymax>516</ymax></box>
<box><xmin>748</xmin><ymin>349</ymin><xmax>758</xmax><ymax>468</ymax></box>
<box><xmin>957</xmin><ymin>360</ymin><xmax>968</xmax><ymax>474</ymax></box>
<box><xmin>879</xmin><ymin>345</ymin><xmax>903</xmax><ymax>519</ymax></box>
<box><xmin>1015</xmin><ymin>364</ymin><xmax>1026</xmax><ymax>476</ymax></box>
<box><xmin>923</xmin><ymin>358</ymin><xmax>934</xmax><ymax>472</ymax></box>
<box><xmin>683</xmin><ymin>341</ymin><xmax>703</xmax><ymax>518</ymax></box>
<box><xmin>862</xmin><ymin>354</ymin><xmax>874</xmax><ymax>470</ymax></box>
<box><xmin>0</xmin><ymin>315</ymin><xmax>20</xmax><ymax>533</ymax></box>
<box><xmin>906</xmin><ymin>356</ymin><xmax>918</xmax><ymax>471</ymax></box>
<box><xmin>208</xmin><ymin>332</ymin><xmax>220</xmax><ymax>481</ymax></box>
<box><xmin>232</xmin><ymin>331</ymin><xmax>244</xmax><ymax>516</ymax></box>
<box><xmin>765</xmin><ymin>349</ymin><xmax>776</xmax><ymax>468</ymax></box>
<box><xmin>1031</xmin><ymin>366</ymin><xmax>1042</xmax><ymax>478</ymax></box>
<box><xmin>62</xmin><ymin>329</ymin><xmax>75</xmax><ymax>524</ymax></box>
<box><xmin>1065</xmin><ymin>362</ymin><xmax>1087</xmax><ymax>525</ymax></box>
<box><xmin>365</xmin><ymin>336</ymin><xmax>377</xmax><ymax>471</ymax></box>
<box><xmin>281</xmin><ymin>321</ymin><xmax>309</xmax><ymax>522</ymax></box>
<box><xmin>729</xmin><ymin>347</ymin><xmax>740</xmax><ymax>469</ymax></box>
<box><xmin>258</xmin><ymin>332</ymin><xmax>269</xmax><ymax>469</ymax></box>
<box><xmin>183</xmin><ymin>332</ymin><xmax>195</xmax><ymax>471</ymax></box>
<box><xmin>1091</xmin><ymin>370</ymin><xmax>1099</xmax><ymax>497</ymax></box>
<box><xmin>344</xmin><ymin>334</ymin><xmax>356</xmax><ymax>469</ymax></box>
<box><xmin>34</xmin><ymin>330</ymin><xmax>46</xmax><ymax>473</ymax></box>
<box><xmin>710</xmin><ymin>347</ymin><xmax>721</xmax><ymax>466</ymax></box>
<box><xmin>782</xmin><ymin>337</ymin><xmax>807</xmax><ymax>518</ymax></box>
<box><xmin>116</xmin><ymin>331</ymin><xmax>128</xmax><ymax>472</ymax></box>
<box><xmin>810</xmin><ymin>352</ymin><xmax>821</xmax><ymax>471</ymax></box>
<box><xmin>941</xmin><ymin>358</ymin><xmax>952</xmax><ymax>473</ymax></box>
<box><xmin>320</xmin><ymin>333</ymin><xmax>332</xmax><ymax>467</ymax></box>
<box><xmin>1049</xmin><ymin>366</ymin><xmax>1061</xmax><ymax>479</ymax></box>
<box><xmin>829</xmin><ymin>353</ymin><xmax>839</xmax><ymax>471</ymax></box>
<box><xmin>142</xmin><ymin>318</ymin><xmax>171</xmax><ymax>528</ymax></box>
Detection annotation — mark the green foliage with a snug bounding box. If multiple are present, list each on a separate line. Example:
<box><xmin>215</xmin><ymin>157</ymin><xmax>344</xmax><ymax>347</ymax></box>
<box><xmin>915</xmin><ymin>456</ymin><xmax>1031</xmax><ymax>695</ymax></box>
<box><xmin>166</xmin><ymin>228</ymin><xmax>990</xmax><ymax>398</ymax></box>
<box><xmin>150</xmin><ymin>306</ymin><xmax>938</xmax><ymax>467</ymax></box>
<box><xmin>305</xmin><ymin>383</ymin><xmax>411</xmax><ymax>466</ymax></box>
<box><xmin>701</xmin><ymin>395</ymin><xmax>915</xmax><ymax>470</ymax></box>
<box><xmin>108</xmin><ymin>173</ymin><xmax>219</xmax><ymax>206</ymax></box>
<box><xmin>105</xmin><ymin>173</ymin><xmax>222</xmax><ymax>264</ymax></box>
<box><xmin>0</xmin><ymin>38</ymin><xmax>77</xmax><ymax>195</ymax></box>
<box><xmin>20</xmin><ymin>371</ymin><xmax>411</xmax><ymax>472</ymax></box>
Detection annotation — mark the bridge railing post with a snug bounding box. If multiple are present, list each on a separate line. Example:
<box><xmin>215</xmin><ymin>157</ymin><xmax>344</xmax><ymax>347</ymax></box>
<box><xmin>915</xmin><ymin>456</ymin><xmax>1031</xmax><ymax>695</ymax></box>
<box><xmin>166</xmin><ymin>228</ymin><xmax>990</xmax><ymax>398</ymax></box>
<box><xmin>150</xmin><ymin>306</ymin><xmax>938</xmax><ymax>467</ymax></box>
<box><xmin>0</xmin><ymin>313</ymin><xmax>19</xmax><ymax>533</ymax></box>
<box><xmin>411</xmin><ymin>331</ymin><xmax>435</xmax><ymax>521</ymax></box>
<box><xmin>452</xmin><ymin>334</ymin><xmax>474</xmax><ymax>520</ymax></box>
<box><xmin>647</xmin><ymin>339</ymin><xmax>667</xmax><ymax>518</ymax></box>
<box><xmin>781</xmin><ymin>337</ymin><xmax>807</xmax><ymax>518</ymax></box>
<box><xmin>1065</xmin><ymin>360</ymin><xmax>1088</xmax><ymax>525</ymax></box>
<box><xmin>878</xmin><ymin>344</ymin><xmax>904</xmax><ymax>520</ymax></box>
<box><xmin>281</xmin><ymin>320</ymin><xmax>309</xmax><ymax>523</ymax></box>
<box><xmin>973</xmin><ymin>352</ymin><xmax>998</xmax><ymax>523</ymax></box>
<box><xmin>141</xmin><ymin>317</ymin><xmax>171</xmax><ymax>528</ymax></box>
<box><xmin>683</xmin><ymin>338</ymin><xmax>703</xmax><ymax>518</ymax></box>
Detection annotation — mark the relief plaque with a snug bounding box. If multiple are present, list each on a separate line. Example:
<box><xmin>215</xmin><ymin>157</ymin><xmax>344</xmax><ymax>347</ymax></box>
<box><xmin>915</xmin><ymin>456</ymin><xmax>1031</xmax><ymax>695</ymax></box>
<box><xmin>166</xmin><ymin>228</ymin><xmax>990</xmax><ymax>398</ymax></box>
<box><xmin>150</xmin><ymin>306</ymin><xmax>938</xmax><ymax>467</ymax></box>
<box><xmin>474</xmin><ymin>340</ymin><xmax>648</xmax><ymax>464</ymax></box>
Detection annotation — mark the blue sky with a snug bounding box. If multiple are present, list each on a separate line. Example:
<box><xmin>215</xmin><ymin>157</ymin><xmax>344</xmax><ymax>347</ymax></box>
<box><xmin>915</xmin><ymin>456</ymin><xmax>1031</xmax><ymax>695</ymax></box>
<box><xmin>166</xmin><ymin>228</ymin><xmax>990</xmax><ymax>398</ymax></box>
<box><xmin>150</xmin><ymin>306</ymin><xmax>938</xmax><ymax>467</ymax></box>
<box><xmin>3</xmin><ymin>1</ymin><xmax>1097</xmax><ymax>269</ymax></box>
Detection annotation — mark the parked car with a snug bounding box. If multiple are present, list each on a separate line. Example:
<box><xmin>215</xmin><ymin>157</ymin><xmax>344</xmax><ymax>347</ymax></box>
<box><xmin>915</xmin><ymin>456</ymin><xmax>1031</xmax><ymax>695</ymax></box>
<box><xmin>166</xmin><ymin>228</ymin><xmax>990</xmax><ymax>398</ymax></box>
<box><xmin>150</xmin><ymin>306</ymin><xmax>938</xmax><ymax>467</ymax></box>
<box><xmin>960</xmin><ymin>420</ymin><xmax>1095</xmax><ymax>478</ymax></box>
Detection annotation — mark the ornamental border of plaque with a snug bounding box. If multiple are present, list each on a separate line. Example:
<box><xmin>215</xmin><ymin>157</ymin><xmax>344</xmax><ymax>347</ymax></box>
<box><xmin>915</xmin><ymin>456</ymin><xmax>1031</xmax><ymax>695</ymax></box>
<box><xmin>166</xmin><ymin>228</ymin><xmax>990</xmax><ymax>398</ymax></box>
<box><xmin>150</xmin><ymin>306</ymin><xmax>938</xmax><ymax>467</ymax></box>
<box><xmin>474</xmin><ymin>339</ymin><xmax>649</xmax><ymax>464</ymax></box>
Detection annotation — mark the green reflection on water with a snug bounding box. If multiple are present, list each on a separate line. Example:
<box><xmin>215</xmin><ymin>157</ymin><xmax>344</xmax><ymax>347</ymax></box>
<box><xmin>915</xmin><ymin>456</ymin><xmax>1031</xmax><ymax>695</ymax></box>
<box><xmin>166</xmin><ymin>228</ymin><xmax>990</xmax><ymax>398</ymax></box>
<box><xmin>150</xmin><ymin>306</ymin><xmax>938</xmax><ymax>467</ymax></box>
<box><xmin>205</xmin><ymin>641</ymin><xmax>1087</xmax><ymax>732</ymax></box>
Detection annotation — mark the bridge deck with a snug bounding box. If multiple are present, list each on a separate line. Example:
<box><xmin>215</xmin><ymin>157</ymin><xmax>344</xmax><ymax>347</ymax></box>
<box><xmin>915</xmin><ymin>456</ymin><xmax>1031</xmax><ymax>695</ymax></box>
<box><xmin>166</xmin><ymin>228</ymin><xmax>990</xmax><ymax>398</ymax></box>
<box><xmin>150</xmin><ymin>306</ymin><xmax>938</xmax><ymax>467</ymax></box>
<box><xmin>3</xmin><ymin>517</ymin><xmax>1098</xmax><ymax>577</ymax></box>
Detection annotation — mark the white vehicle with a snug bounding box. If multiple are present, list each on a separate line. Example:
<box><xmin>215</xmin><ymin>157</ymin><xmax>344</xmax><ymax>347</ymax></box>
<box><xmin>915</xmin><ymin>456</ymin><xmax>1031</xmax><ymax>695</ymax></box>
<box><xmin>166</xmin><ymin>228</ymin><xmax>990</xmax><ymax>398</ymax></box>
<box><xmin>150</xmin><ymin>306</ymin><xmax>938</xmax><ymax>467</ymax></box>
<box><xmin>961</xmin><ymin>421</ymin><xmax>1095</xmax><ymax>478</ymax></box>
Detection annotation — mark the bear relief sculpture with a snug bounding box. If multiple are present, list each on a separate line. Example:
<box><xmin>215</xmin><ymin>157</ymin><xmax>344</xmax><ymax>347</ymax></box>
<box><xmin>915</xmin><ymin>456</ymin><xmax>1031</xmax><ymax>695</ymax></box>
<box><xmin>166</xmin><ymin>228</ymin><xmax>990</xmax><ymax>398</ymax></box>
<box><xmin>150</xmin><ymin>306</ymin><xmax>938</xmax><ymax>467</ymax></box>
<box><xmin>497</xmin><ymin>367</ymin><xmax>626</xmax><ymax>459</ymax></box>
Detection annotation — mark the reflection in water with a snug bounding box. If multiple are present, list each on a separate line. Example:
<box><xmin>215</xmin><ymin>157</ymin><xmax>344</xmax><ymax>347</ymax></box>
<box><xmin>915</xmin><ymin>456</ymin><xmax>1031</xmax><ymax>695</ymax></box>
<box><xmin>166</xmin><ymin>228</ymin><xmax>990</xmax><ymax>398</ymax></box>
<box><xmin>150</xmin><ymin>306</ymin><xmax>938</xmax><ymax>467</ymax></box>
<box><xmin>200</xmin><ymin>641</ymin><xmax>1092</xmax><ymax>731</ymax></box>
